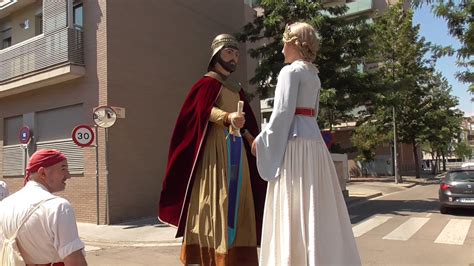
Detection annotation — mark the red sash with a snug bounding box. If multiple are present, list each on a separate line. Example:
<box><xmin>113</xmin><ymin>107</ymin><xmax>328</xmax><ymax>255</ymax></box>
<box><xmin>295</xmin><ymin>108</ymin><xmax>316</xmax><ymax>117</ymax></box>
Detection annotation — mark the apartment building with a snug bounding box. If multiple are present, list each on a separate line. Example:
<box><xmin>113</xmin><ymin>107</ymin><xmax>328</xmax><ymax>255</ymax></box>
<box><xmin>0</xmin><ymin>0</ymin><xmax>259</xmax><ymax>224</ymax></box>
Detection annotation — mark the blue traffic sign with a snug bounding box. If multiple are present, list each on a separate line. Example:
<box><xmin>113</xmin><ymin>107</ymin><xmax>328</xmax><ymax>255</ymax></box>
<box><xmin>321</xmin><ymin>131</ymin><xmax>334</xmax><ymax>148</ymax></box>
<box><xmin>19</xmin><ymin>126</ymin><xmax>31</xmax><ymax>144</ymax></box>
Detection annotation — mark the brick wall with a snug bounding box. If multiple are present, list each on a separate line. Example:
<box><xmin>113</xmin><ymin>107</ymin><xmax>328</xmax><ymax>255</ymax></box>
<box><xmin>0</xmin><ymin>0</ymin><xmax>108</xmax><ymax>224</ymax></box>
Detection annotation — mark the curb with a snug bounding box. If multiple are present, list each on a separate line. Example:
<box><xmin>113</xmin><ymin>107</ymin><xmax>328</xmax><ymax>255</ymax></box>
<box><xmin>83</xmin><ymin>239</ymin><xmax>182</xmax><ymax>248</ymax></box>
<box><xmin>346</xmin><ymin>192</ymin><xmax>383</xmax><ymax>208</ymax></box>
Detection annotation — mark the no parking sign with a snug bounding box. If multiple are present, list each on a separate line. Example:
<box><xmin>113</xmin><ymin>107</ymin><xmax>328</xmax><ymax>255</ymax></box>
<box><xmin>19</xmin><ymin>126</ymin><xmax>31</xmax><ymax>144</ymax></box>
<box><xmin>72</xmin><ymin>125</ymin><xmax>95</xmax><ymax>147</ymax></box>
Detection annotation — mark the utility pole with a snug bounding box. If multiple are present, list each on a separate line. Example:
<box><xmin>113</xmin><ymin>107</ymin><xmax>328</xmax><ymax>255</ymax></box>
<box><xmin>393</xmin><ymin>106</ymin><xmax>400</xmax><ymax>183</ymax></box>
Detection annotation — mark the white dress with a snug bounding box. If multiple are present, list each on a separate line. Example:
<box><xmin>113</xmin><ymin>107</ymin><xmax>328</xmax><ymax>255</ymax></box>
<box><xmin>255</xmin><ymin>60</ymin><xmax>361</xmax><ymax>266</ymax></box>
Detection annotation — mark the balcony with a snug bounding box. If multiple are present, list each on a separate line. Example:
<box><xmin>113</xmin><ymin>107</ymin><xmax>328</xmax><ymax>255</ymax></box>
<box><xmin>0</xmin><ymin>0</ymin><xmax>84</xmax><ymax>98</ymax></box>
<box><xmin>0</xmin><ymin>27</ymin><xmax>84</xmax><ymax>98</ymax></box>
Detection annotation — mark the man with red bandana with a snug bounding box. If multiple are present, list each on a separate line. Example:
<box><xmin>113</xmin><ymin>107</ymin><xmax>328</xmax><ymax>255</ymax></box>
<box><xmin>158</xmin><ymin>34</ymin><xmax>267</xmax><ymax>265</ymax></box>
<box><xmin>0</xmin><ymin>149</ymin><xmax>87</xmax><ymax>266</ymax></box>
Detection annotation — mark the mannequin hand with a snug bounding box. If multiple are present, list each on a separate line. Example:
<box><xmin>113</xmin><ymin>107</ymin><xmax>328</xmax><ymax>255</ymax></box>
<box><xmin>228</xmin><ymin>112</ymin><xmax>245</xmax><ymax>129</ymax></box>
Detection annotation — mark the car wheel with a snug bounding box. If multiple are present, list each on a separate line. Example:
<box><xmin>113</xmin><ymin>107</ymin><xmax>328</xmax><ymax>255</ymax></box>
<box><xmin>440</xmin><ymin>206</ymin><xmax>450</xmax><ymax>214</ymax></box>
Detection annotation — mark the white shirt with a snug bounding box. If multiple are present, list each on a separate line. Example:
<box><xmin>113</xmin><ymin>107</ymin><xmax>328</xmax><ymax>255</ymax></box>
<box><xmin>0</xmin><ymin>181</ymin><xmax>8</xmax><ymax>201</ymax></box>
<box><xmin>256</xmin><ymin>60</ymin><xmax>322</xmax><ymax>180</ymax></box>
<box><xmin>0</xmin><ymin>181</ymin><xmax>84</xmax><ymax>264</ymax></box>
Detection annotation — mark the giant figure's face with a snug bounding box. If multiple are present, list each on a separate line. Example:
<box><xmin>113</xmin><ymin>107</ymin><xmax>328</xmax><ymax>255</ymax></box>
<box><xmin>216</xmin><ymin>47</ymin><xmax>239</xmax><ymax>73</ymax></box>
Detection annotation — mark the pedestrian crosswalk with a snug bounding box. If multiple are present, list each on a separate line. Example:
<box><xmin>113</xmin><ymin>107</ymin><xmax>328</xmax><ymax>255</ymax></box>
<box><xmin>352</xmin><ymin>215</ymin><xmax>473</xmax><ymax>246</ymax></box>
<box><xmin>353</xmin><ymin>216</ymin><xmax>392</xmax><ymax>237</ymax></box>
<box><xmin>434</xmin><ymin>219</ymin><xmax>472</xmax><ymax>245</ymax></box>
<box><xmin>382</xmin><ymin>217</ymin><xmax>430</xmax><ymax>241</ymax></box>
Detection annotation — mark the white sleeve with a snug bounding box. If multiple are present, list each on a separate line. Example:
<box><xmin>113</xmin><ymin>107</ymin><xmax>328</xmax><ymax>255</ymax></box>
<box><xmin>51</xmin><ymin>200</ymin><xmax>85</xmax><ymax>259</ymax></box>
<box><xmin>255</xmin><ymin>65</ymin><xmax>299</xmax><ymax>180</ymax></box>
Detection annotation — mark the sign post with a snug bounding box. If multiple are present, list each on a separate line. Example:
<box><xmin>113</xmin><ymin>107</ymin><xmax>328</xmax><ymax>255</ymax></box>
<box><xmin>72</xmin><ymin>124</ymin><xmax>97</xmax><ymax>224</ymax></box>
<box><xmin>19</xmin><ymin>126</ymin><xmax>31</xmax><ymax>175</ymax></box>
<box><xmin>92</xmin><ymin>106</ymin><xmax>120</xmax><ymax>225</ymax></box>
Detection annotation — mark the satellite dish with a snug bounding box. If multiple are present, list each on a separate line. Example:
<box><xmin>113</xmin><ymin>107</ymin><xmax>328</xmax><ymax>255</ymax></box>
<box><xmin>93</xmin><ymin>106</ymin><xmax>117</xmax><ymax>128</ymax></box>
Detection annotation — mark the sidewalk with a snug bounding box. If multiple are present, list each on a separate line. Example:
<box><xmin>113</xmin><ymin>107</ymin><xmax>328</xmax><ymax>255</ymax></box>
<box><xmin>345</xmin><ymin>178</ymin><xmax>418</xmax><ymax>206</ymax></box>
<box><xmin>79</xmin><ymin>177</ymin><xmax>434</xmax><ymax>248</ymax></box>
<box><xmin>78</xmin><ymin>218</ymin><xmax>181</xmax><ymax>248</ymax></box>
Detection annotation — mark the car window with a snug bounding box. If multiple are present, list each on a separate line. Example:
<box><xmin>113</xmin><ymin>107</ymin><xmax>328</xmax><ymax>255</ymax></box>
<box><xmin>449</xmin><ymin>171</ymin><xmax>474</xmax><ymax>181</ymax></box>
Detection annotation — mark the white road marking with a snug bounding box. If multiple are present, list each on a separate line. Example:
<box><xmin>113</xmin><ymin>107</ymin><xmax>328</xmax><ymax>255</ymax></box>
<box><xmin>383</xmin><ymin>217</ymin><xmax>430</xmax><ymax>241</ymax></box>
<box><xmin>352</xmin><ymin>216</ymin><xmax>392</xmax><ymax>237</ymax></box>
<box><xmin>434</xmin><ymin>219</ymin><xmax>472</xmax><ymax>245</ymax></box>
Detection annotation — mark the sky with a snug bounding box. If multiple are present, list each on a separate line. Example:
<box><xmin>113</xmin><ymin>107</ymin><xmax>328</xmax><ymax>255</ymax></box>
<box><xmin>413</xmin><ymin>4</ymin><xmax>473</xmax><ymax>117</ymax></box>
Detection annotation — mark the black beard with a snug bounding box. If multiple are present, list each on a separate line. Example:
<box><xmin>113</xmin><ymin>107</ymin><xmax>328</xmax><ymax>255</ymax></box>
<box><xmin>217</xmin><ymin>56</ymin><xmax>237</xmax><ymax>73</ymax></box>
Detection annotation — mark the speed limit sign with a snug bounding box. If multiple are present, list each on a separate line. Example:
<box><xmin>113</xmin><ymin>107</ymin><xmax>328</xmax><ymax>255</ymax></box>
<box><xmin>72</xmin><ymin>125</ymin><xmax>95</xmax><ymax>147</ymax></box>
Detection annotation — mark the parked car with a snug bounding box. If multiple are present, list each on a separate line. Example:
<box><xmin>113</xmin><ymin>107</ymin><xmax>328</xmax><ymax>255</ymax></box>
<box><xmin>438</xmin><ymin>169</ymin><xmax>474</xmax><ymax>214</ymax></box>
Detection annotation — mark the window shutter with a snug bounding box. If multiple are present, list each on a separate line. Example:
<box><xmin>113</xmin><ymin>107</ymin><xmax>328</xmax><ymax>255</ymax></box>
<box><xmin>2</xmin><ymin>145</ymin><xmax>25</xmax><ymax>176</ymax></box>
<box><xmin>36</xmin><ymin>139</ymin><xmax>84</xmax><ymax>174</ymax></box>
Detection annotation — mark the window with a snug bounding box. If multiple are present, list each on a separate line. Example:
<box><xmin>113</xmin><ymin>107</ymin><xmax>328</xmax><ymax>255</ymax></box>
<box><xmin>36</xmin><ymin>104</ymin><xmax>83</xmax><ymax>142</ymax></box>
<box><xmin>1</xmin><ymin>28</ymin><xmax>11</xmax><ymax>50</ymax></box>
<box><xmin>3</xmin><ymin>116</ymin><xmax>25</xmax><ymax>177</ymax></box>
<box><xmin>73</xmin><ymin>2</ymin><xmax>83</xmax><ymax>29</ymax></box>
<box><xmin>35</xmin><ymin>13</ymin><xmax>43</xmax><ymax>35</ymax></box>
<box><xmin>2</xmin><ymin>37</ymin><xmax>11</xmax><ymax>49</ymax></box>
<box><xmin>4</xmin><ymin>116</ymin><xmax>23</xmax><ymax>146</ymax></box>
<box><xmin>35</xmin><ymin>104</ymin><xmax>85</xmax><ymax>174</ymax></box>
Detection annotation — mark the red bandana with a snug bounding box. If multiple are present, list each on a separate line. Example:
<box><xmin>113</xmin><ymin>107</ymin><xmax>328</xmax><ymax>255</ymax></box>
<box><xmin>24</xmin><ymin>149</ymin><xmax>67</xmax><ymax>185</ymax></box>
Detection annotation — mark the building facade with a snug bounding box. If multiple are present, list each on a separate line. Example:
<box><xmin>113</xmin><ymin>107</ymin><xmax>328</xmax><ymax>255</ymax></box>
<box><xmin>0</xmin><ymin>0</ymin><xmax>259</xmax><ymax>224</ymax></box>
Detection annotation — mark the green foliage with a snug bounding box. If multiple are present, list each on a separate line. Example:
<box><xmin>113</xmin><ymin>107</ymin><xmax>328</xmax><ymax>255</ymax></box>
<box><xmin>355</xmin><ymin>3</ymin><xmax>462</xmax><ymax>176</ymax></box>
<box><xmin>239</xmin><ymin>2</ymin><xmax>465</xmax><ymax>170</ymax></box>
<box><xmin>412</xmin><ymin>0</ymin><xmax>473</xmax><ymax>94</ymax></box>
<box><xmin>352</xmin><ymin>121</ymin><xmax>390</xmax><ymax>162</ymax></box>
<box><xmin>454</xmin><ymin>141</ymin><xmax>473</xmax><ymax>161</ymax></box>
<box><xmin>357</xmin><ymin>3</ymin><xmax>432</xmax><ymax>158</ymax></box>
<box><xmin>237</xmin><ymin>0</ymin><xmax>376</xmax><ymax>126</ymax></box>
<box><xmin>420</xmin><ymin>72</ymin><xmax>463</xmax><ymax>159</ymax></box>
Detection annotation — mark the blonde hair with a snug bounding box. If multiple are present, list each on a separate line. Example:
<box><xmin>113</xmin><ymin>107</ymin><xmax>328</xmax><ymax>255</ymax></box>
<box><xmin>283</xmin><ymin>22</ymin><xmax>319</xmax><ymax>62</ymax></box>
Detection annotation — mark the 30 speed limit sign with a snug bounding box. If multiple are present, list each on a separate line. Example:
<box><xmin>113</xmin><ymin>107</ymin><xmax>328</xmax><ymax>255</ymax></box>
<box><xmin>72</xmin><ymin>125</ymin><xmax>95</xmax><ymax>147</ymax></box>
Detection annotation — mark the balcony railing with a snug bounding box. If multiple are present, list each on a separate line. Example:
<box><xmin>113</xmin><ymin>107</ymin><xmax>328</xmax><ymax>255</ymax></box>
<box><xmin>0</xmin><ymin>27</ymin><xmax>83</xmax><ymax>83</ymax></box>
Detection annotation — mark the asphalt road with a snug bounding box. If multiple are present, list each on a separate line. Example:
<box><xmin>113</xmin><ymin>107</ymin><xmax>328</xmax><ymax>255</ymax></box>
<box><xmin>350</xmin><ymin>183</ymin><xmax>474</xmax><ymax>266</ymax></box>
<box><xmin>86</xmin><ymin>183</ymin><xmax>474</xmax><ymax>265</ymax></box>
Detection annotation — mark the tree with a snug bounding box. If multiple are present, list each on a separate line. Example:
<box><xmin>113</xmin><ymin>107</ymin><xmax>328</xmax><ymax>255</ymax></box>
<box><xmin>237</xmin><ymin>0</ymin><xmax>377</xmax><ymax>128</ymax></box>
<box><xmin>352</xmin><ymin>120</ymin><xmax>390</xmax><ymax>163</ymax></box>
<box><xmin>366</xmin><ymin>3</ymin><xmax>435</xmax><ymax>179</ymax></box>
<box><xmin>412</xmin><ymin>0</ymin><xmax>473</xmax><ymax>95</ymax></box>
<box><xmin>420</xmin><ymin>73</ymin><xmax>463</xmax><ymax>174</ymax></box>
<box><xmin>354</xmin><ymin>3</ymin><xmax>462</xmax><ymax>178</ymax></box>
<box><xmin>454</xmin><ymin>141</ymin><xmax>473</xmax><ymax>161</ymax></box>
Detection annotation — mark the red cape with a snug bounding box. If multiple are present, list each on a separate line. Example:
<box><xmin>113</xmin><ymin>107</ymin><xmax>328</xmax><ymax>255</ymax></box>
<box><xmin>158</xmin><ymin>75</ymin><xmax>267</xmax><ymax>244</ymax></box>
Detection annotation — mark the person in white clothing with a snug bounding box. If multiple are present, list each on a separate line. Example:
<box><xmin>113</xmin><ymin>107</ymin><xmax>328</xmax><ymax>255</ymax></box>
<box><xmin>0</xmin><ymin>180</ymin><xmax>8</xmax><ymax>201</ymax></box>
<box><xmin>0</xmin><ymin>149</ymin><xmax>87</xmax><ymax>266</ymax></box>
<box><xmin>252</xmin><ymin>22</ymin><xmax>361</xmax><ymax>266</ymax></box>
